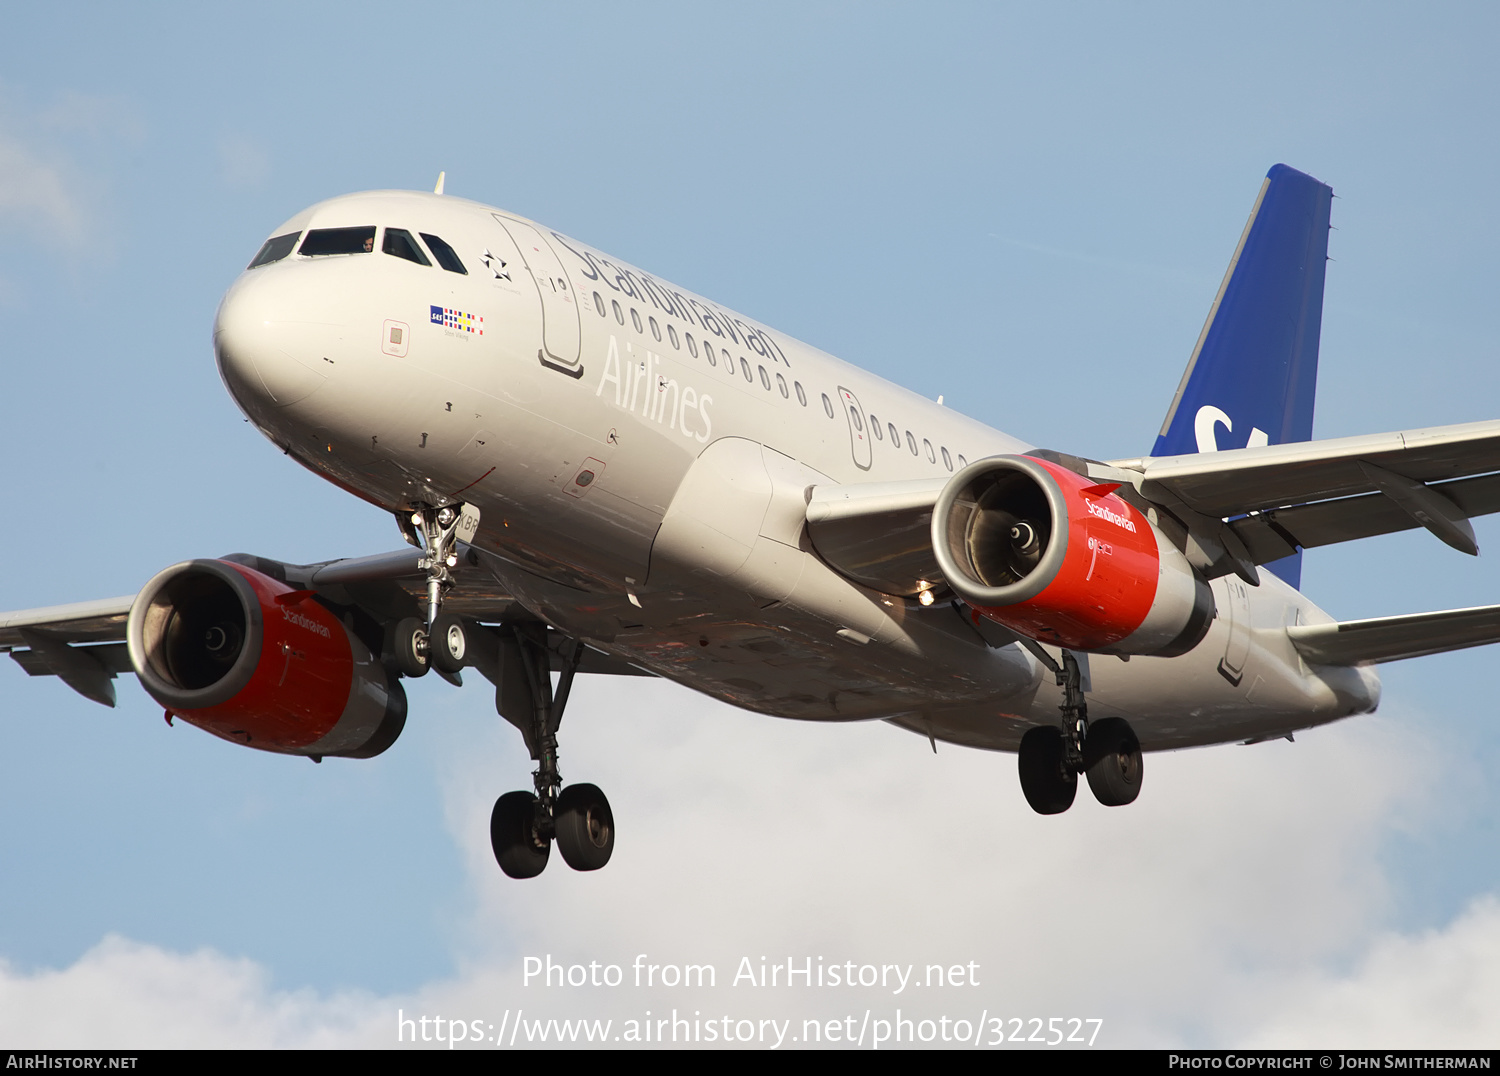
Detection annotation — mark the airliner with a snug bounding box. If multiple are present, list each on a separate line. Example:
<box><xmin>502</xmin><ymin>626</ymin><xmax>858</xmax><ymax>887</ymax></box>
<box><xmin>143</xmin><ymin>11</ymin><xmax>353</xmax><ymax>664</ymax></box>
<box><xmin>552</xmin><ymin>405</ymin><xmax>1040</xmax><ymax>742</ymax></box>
<box><xmin>6</xmin><ymin>165</ymin><xmax>1500</xmax><ymax>878</ymax></box>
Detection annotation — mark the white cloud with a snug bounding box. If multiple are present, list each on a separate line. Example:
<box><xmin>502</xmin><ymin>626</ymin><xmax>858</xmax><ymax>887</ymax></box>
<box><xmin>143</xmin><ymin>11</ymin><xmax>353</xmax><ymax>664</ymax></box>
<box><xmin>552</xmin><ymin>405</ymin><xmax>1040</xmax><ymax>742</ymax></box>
<box><xmin>0</xmin><ymin>126</ymin><xmax>87</xmax><ymax>245</ymax></box>
<box><xmin>0</xmin><ymin>936</ymin><xmax>383</xmax><ymax>1049</ymax></box>
<box><xmin>0</xmin><ymin>681</ymin><xmax>1491</xmax><ymax>1049</ymax></box>
<box><xmin>1242</xmin><ymin>896</ymin><xmax>1500</xmax><ymax>1048</ymax></box>
<box><xmin>218</xmin><ymin>134</ymin><xmax>270</xmax><ymax>189</ymax></box>
<box><xmin>0</xmin><ymin>88</ymin><xmax>136</xmax><ymax>253</ymax></box>
<box><xmin>37</xmin><ymin>90</ymin><xmax>143</xmax><ymax>144</ymax></box>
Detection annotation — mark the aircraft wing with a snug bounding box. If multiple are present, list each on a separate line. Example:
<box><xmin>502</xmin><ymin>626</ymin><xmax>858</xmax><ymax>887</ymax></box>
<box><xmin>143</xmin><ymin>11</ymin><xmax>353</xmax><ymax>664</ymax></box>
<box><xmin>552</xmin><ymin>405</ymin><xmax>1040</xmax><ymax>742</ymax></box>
<box><xmin>1107</xmin><ymin>418</ymin><xmax>1500</xmax><ymax>563</ymax></box>
<box><xmin>1288</xmin><ymin>603</ymin><xmax>1500</xmax><ymax>666</ymax></box>
<box><xmin>0</xmin><ymin>596</ymin><xmax>138</xmax><ymax>707</ymax></box>
<box><xmin>0</xmin><ymin>595</ymin><xmax>136</xmax><ymax>648</ymax></box>
<box><xmin>1</xmin><ymin>547</ymin><xmax>650</xmax><ymax>707</ymax></box>
<box><xmin>799</xmin><ymin>418</ymin><xmax>1500</xmax><ymax>602</ymax></box>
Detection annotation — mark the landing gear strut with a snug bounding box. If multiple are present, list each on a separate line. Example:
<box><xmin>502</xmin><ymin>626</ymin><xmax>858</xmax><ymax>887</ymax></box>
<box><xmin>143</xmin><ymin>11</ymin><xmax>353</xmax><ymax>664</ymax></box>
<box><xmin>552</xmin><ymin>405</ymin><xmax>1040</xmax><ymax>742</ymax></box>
<box><xmin>489</xmin><ymin>625</ymin><xmax>615</xmax><ymax>878</ymax></box>
<box><xmin>390</xmin><ymin>504</ymin><xmax>476</xmax><ymax>679</ymax></box>
<box><xmin>1016</xmin><ymin>646</ymin><xmax>1142</xmax><ymax>814</ymax></box>
<box><xmin>1058</xmin><ymin>649</ymin><xmax>1088</xmax><ymax>772</ymax></box>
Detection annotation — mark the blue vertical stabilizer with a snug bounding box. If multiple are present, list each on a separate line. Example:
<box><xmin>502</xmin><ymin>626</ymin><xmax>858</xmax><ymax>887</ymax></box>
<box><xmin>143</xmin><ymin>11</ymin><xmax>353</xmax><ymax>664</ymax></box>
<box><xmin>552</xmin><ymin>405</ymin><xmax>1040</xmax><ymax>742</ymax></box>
<box><xmin>1152</xmin><ymin>164</ymin><xmax>1334</xmax><ymax>588</ymax></box>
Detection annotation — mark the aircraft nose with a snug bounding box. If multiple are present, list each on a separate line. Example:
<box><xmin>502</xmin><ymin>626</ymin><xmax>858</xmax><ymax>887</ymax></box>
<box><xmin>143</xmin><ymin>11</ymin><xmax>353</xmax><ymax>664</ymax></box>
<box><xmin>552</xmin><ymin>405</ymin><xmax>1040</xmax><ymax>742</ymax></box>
<box><xmin>214</xmin><ymin>269</ymin><xmax>330</xmax><ymax>410</ymax></box>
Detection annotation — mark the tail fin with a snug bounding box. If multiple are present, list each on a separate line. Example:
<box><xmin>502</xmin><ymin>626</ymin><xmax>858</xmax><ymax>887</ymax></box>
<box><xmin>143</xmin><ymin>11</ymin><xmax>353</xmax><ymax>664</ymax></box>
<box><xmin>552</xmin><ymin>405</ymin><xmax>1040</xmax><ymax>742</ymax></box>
<box><xmin>1152</xmin><ymin>164</ymin><xmax>1334</xmax><ymax>588</ymax></box>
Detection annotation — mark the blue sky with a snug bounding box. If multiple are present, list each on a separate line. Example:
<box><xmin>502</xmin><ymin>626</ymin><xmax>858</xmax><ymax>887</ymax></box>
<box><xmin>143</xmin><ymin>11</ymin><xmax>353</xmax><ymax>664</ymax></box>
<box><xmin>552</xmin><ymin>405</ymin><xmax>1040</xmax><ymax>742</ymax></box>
<box><xmin>0</xmin><ymin>2</ymin><xmax>1497</xmax><ymax>1048</ymax></box>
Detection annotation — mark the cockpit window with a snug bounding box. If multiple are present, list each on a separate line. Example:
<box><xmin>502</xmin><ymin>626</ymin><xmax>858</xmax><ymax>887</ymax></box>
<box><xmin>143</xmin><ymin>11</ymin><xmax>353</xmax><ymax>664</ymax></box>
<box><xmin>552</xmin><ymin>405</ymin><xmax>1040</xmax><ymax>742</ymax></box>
<box><xmin>300</xmin><ymin>227</ymin><xmax>376</xmax><ymax>256</ymax></box>
<box><xmin>382</xmin><ymin>228</ymin><xmax>431</xmax><ymax>266</ymax></box>
<box><xmin>420</xmin><ymin>233</ymin><xmax>467</xmax><ymax>274</ymax></box>
<box><xmin>247</xmin><ymin>232</ymin><xmax>300</xmax><ymax>269</ymax></box>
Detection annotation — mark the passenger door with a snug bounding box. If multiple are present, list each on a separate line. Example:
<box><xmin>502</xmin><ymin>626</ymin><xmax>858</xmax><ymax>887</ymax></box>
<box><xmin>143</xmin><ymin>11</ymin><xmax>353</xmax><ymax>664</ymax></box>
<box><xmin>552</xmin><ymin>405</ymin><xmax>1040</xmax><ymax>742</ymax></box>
<box><xmin>838</xmin><ymin>386</ymin><xmax>873</xmax><ymax>471</ymax></box>
<box><xmin>491</xmin><ymin>214</ymin><xmax>582</xmax><ymax>372</ymax></box>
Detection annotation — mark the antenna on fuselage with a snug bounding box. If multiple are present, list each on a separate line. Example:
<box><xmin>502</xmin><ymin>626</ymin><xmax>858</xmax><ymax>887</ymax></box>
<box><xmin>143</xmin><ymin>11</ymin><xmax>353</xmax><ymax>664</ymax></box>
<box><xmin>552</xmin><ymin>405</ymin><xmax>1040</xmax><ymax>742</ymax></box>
<box><xmin>433</xmin><ymin>171</ymin><xmax>446</xmax><ymax>195</ymax></box>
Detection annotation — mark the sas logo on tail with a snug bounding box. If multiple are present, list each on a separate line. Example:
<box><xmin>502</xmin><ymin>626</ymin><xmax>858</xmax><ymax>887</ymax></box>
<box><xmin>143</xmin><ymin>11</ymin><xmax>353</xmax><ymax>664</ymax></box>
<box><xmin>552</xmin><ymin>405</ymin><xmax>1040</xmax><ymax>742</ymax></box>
<box><xmin>1195</xmin><ymin>405</ymin><xmax>1268</xmax><ymax>452</ymax></box>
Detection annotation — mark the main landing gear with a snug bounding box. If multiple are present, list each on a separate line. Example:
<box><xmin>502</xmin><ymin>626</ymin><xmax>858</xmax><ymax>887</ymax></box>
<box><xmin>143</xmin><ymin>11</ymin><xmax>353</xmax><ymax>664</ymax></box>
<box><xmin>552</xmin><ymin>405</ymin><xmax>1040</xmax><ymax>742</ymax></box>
<box><xmin>1017</xmin><ymin>649</ymin><xmax>1143</xmax><ymax>814</ymax></box>
<box><xmin>488</xmin><ymin>624</ymin><xmax>615</xmax><ymax>878</ymax></box>
<box><xmin>387</xmin><ymin>504</ymin><xmax>613</xmax><ymax>877</ymax></box>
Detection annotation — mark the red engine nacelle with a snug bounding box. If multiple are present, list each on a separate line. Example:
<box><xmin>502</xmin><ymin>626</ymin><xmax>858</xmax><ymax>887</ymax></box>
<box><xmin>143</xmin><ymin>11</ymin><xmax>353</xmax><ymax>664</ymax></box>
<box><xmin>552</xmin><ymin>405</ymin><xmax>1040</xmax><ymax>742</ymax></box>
<box><xmin>931</xmin><ymin>455</ymin><xmax>1213</xmax><ymax>655</ymax></box>
<box><xmin>126</xmin><ymin>559</ymin><xmax>406</xmax><ymax>758</ymax></box>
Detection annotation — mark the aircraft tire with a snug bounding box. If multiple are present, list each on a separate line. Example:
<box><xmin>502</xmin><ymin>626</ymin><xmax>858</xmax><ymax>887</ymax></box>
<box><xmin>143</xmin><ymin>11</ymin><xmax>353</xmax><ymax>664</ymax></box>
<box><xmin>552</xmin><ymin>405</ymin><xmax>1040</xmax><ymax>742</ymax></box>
<box><xmin>392</xmin><ymin>617</ymin><xmax>429</xmax><ymax>678</ymax></box>
<box><xmin>430</xmin><ymin>614</ymin><xmax>468</xmax><ymax>674</ymax></box>
<box><xmin>1083</xmin><ymin>717</ymin><xmax>1143</xmax><ymax>806</ymax></box>
<box><xmin>491</xmin><ymin>791</ymin><xmax>550</xmax><ymax>878</ymax></box>
<box><xmin>1018</xmin><ymin>726</ymin><xmax>1077</xmax><ymax>814</ymax></box>
<box><xmin>554</xmin><ymin>783</ymin><xmax>614</xmax><ymax>871</ymax></box>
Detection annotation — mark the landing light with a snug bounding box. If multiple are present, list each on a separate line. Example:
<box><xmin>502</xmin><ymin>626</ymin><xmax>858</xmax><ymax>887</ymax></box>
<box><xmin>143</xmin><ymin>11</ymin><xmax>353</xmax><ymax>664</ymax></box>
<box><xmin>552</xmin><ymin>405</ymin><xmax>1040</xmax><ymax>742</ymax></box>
<box><xmin>918</xmin><ymin>588</ymin><xmax>935</xmax><ymax>607</ymax></box>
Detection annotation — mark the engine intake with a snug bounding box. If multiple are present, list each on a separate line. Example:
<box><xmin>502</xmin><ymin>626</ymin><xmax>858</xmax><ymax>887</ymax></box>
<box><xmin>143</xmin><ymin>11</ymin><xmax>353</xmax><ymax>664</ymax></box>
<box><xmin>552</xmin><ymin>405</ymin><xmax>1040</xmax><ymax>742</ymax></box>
<box><xmin>127</xmin><ymin>559</ymin><xmax>406</xmax><ymax>757</ymax></box>
<box><xmin>932</xmin><ymin>455</ymin><xmax>1212</xmax><ymax>656</ymax></box>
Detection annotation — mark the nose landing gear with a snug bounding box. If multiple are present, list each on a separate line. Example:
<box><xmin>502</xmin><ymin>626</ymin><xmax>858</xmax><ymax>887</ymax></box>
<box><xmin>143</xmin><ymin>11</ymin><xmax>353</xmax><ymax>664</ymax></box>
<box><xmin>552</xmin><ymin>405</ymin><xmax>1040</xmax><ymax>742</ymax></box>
<box><xmin>389</xmin><ymin>503</ymin><xmax>480</xmax><ymax>680</ymax></box>
<box><xmin>1015</xmin><ymin>647</ymin><xmax>1143</xmax><ymax>814</ymax></box>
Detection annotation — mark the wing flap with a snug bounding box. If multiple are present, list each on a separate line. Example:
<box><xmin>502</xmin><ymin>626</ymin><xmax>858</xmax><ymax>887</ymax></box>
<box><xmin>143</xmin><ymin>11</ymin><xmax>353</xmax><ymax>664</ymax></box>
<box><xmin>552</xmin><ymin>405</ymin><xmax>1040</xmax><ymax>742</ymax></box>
<box><xmin>1230</xmin><ymin>472</ymin><xmax>1500</xmax><ymax>565</ymax></box>
<box><xmin>1287</xmin><ymin>603</ymin><xmax>1500</xmax><ymax>666</ymax></box>
<box><xmin>10</xmin><ymin>641</ymin><xmax>133</xmax><ymax>676</ymax></box>
<box><xmin>805</xmin><ymin>479</ymin><xmax>945</xmax><ymax>597</ymax></box>
<box><xmin>9</xmin><ymin>637</ymin><xmax>128</xmax><ymax>707</ymax></box>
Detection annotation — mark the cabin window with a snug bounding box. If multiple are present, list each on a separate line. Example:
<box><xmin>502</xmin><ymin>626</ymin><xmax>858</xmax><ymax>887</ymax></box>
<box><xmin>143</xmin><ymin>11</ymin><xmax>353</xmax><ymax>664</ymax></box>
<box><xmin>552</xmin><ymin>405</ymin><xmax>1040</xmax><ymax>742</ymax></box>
<box><xmin>776</xmin><ymin>373</ymin><xmax>789</xmax><ymax>398</ymax></box>
<box><xmin>248</xmin><ymin>231</ymin><xmax>300</xmax><ymax>269</ymax></box>
<box><xmin>300</xmin><ymin>226</ymin><xmax>375</xmax><ymax>256</ymax></box>
<box><xmin>924</xmin><ymin>438</ymin><xmax>936</xmax><ymax>463</ymax></box>
<box><xmin>668</xmin><ymin>324</ymin><xmax>680</xmax><ymax>349</ymax></box>
<box><xmin>740</xmin><ymin>358</ymin><xmax>753</xmax><ymax>383</ymax></box>
<box><xmin>594</xmin><ymin>292</ymin><xmax>606</xmax><ymax>316</ymax></box>
<box><xmin>906</xmin><ymin>431</ymin><xmax>918</xmax><ymax>455</ymax></box>
<box><xmin>649</xmin><ymin>316</ymin><xmax>662</xmax><ymax>342</ymax></box>
<box><xmin>942</xmin><ymin>447</ymin><xmax>953</xmax><ymax>470</ymax></box>
<box><xmin>958</xmin><ymin>454</ymin><xmax>968</xmax><ymax>468</ymax></box>
<box><xmin>888</xmin><ymin>422</ymin><xmax>900</xmax><ymax>447</ymax></box>
<box><xmin>870</xmin><ymin>414</ymin><xmax>883</xmax><ymax>440</ymax></box>
<box><xmin>822</xmin><ymin>393</ymin><xmax>835</xmax><ymax>418</ymax></box>
<box><xmin>795</xmin><ymin>382</ymin><xmax>807</xmax><ymax>406</ymax></box>
<box><xmin>382</xmin><ymin>228</ymin><xmax>431</xmax><ymax>266</ymax></box>
<box><xmin>419</xmin><ymin>233</ymin><xmax>467</xmax><ymax>274</ymax></box>
<box><xmin>849</xmin><ymin>407</ymin><xmax>863</xmax><ymax>431</ymax></box>
<box><xmin>703</xmin><ymin>341</ymin><xmax>715</xmax><ymax>366</ymax></box>
<box><xmin>630</xmin><ymin>308</ymin><xmax>643</xmax><ymax>333</ymax></box>
<box><xmin>686</xmin><ymin>332</ymin><xmax>699</xmax><ymax>358</ymax></box>
<box><xmin>612</xmin><ymin>300</ymin><xmax>625</xmax><ymax>325</ymax></box>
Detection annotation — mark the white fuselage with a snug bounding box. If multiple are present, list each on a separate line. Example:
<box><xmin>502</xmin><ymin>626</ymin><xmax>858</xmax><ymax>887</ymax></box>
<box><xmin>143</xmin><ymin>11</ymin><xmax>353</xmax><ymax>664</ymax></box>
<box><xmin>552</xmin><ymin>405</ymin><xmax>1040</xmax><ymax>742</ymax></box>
<box><xmin>212</xmin><ymin>190</ymin><xmax>1380</xmax><ymax>753</ymax></box>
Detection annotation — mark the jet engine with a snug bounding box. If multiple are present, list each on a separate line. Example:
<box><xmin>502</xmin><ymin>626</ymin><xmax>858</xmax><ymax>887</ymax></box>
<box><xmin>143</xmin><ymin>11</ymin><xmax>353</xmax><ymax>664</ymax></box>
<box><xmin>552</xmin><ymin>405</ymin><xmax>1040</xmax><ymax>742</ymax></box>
<box><xmin>931</xmin><ymin>455</ymin><xmax>1213</xmax><ymax>656</ymax></box>
<box><xmin>126</xmin><ymin>559</ymin><xmax>406</xmax><ymax>757</ymax></box>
